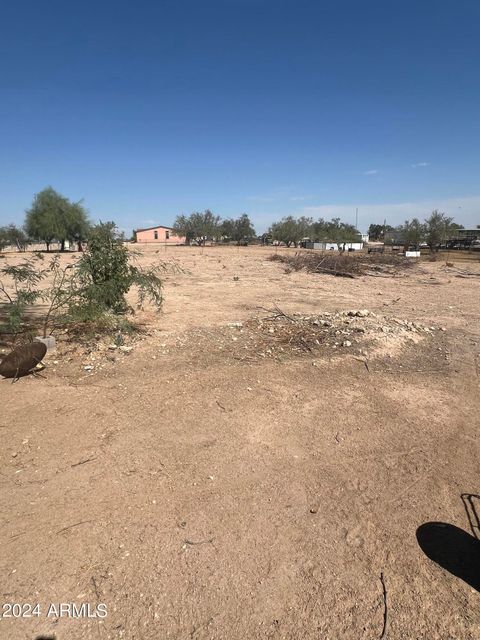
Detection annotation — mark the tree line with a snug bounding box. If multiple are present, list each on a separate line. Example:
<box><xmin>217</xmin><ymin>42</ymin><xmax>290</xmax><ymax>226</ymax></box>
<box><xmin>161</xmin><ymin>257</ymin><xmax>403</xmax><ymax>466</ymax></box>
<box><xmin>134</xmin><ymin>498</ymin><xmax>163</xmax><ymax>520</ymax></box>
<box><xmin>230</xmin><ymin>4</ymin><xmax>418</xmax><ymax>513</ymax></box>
<box><xmin>0</xmin><ymin>188</ymin><xmax>469</xmax><ymax>253</ymax></box>
<box><xmin>172</xmin><ymin>211</ymin><xmax>360</xmax><ymax>247</ymax></box>
<box><xmin>173</xmin><ymin>211</ymin><xmax>256</xmax><ymax>245</ymax></box>
<box><xmin>368</xmin><ymin>211</ymin><xmax>467</xmax><ymax>250</ymax></box>
<box><xmin>268</xmin><ymin>215</ymin><xmax>359</xmax><ymax>247</ymax></box>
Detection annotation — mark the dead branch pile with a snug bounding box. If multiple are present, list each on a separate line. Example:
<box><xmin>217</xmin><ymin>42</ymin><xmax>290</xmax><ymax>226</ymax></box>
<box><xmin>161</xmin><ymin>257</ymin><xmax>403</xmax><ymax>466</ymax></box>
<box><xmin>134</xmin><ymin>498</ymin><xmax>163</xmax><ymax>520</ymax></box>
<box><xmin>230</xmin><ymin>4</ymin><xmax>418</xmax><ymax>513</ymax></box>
<box><xmin>441</xmin><ymin>265</ymin><xmax>480</xmax><ymax>278</ymax></box>
<box><xmin>269</xmin><ymin>251</ymin><xmax>416</xmax><ymax>278</ymax></box>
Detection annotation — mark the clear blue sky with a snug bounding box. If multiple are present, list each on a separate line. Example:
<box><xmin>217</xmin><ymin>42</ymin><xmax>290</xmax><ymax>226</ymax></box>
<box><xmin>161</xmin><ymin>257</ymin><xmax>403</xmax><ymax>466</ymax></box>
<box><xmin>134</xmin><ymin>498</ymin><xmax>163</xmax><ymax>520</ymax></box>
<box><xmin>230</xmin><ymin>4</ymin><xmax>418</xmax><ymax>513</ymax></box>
<box><xmin>1</xmin><ymin>0</ymin><xmax>479</xmax><ymax>233</ymax></box>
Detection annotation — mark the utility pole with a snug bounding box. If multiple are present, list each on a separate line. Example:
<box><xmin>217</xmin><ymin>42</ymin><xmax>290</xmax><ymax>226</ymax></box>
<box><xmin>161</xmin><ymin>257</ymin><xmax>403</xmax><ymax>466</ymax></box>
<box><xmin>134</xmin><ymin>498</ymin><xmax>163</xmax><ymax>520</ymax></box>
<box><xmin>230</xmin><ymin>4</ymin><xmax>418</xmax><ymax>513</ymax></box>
<box><xmin>355</xmin><ymin>208</ymin><xmax>358</xmax><ymax>230</ymax></box>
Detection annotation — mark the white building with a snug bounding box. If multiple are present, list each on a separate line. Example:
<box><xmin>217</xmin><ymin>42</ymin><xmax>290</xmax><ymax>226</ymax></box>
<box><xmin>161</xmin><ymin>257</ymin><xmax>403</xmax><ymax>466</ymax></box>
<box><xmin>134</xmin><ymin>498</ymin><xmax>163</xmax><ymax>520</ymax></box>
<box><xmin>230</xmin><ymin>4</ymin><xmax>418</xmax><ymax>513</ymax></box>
<box><xmin>304</xmin><ymin>241</ymin><xmax>364</xmax><ymax>251</ymax></box>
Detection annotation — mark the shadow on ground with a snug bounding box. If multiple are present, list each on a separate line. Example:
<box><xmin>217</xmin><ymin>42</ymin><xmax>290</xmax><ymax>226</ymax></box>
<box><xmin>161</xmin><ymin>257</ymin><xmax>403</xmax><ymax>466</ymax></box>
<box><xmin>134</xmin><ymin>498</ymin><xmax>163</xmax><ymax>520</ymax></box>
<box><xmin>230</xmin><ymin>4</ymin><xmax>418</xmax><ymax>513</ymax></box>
<box><xmin>416</xmin><ymin>521</ymin><xmax>480</xmax><ymax>592</ymax></box>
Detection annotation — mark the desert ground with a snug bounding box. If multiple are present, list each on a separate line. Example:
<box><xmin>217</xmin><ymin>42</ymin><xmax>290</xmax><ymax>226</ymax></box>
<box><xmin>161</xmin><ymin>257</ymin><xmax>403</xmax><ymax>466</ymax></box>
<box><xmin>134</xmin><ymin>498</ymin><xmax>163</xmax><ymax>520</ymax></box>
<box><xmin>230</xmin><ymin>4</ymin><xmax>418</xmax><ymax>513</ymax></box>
<box><xmin>1</xmin><ymin>244</ymin><xmax>479</xmax><ymax>640</ymax></box>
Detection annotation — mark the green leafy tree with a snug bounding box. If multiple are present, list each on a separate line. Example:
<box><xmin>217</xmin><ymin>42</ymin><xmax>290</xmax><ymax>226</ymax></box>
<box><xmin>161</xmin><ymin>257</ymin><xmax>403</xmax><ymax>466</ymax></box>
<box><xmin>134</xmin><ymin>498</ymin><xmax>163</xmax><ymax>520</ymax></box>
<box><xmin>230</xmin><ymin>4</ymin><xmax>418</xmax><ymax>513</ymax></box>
<box><xmin>296</xmin><ymin>216</ymin><xmax>314</xmax><ymax>241</ymax></box>
<box><xmin>424</xmin><ymin>210</ymin><xmax>454</xmax><ymax>252</ymax></box>
<box><xmin>234</xmin><ymin>213</ymin><xmax>256</xmax><ymax>243</ymax></box>
<box><xmin>25</xmin><ymin>187</ymin><xmax>91</xmax><ymax>251</ymax></box>
<box><xmin>311</xmin><ymin>218</ymin><xmax>330</xmax><ymax>240</ymax></box>
<box><xmin>173</xmin><ymin>210</ymin><xmax>221</xmax><ymax>245</ymax></box>
<box><xmin>269</xmin><ymin>216</ymin><xmax>313</xmax><ymax>246</ymax></box>
<box><xmin>78</xmin><ymin>222</ymin><xmax>132</xmax><ymax>313</ymax></box>
<box><xmin>269</xmin><ymin>216</ymin><xmax>297</xmax><ymax>246</ymax></box>
<box><xmin>367</xmin><ymin>223</ymin><xmax>394</xmax><ymax>241</ymax></box>
<box><xmin>5</xmin><ymin>224</ymin><xmax>30</xmax><ymax>252</ymax></box>
<box><xmin>0</xmin><ymin>227</ymin><xmax>10</xmax><ymax>252</ymax></box>
<box><xmin>260</xmin><ymin>233</ymin><xmax>272</xmax><ymax>245</ymax></box>
<box><xmin>368</xmin><ymin>223</ymin><xmax>384</xmax><ymax>241</ymax></box>
<box><xmin>399</xmin><ymin>218</ymin><xmax>425</xmax><ymax>249</ymax></box>
<box><xmin>312</xmin><ymin>217</ymin><xmax>359</xmax><ymax>250</ymax></box>
<box><xmin>220</xmin><ymin>218</ymin><xmax>235</xmax><ymax>241</ymax></box>
<box><xmin>221</xmin><ymin>214</ymin><xmax>256</xmax><ymax>244</ymax></box>
<box><xmin>25</xmin><ymin>187</ymin><xmax>68</xmax><ymax>251</ymax></box>
<box><xmin>65</xmin><ymin>200</ymin><xmax>91</xmax><ymax>251</ymax></box>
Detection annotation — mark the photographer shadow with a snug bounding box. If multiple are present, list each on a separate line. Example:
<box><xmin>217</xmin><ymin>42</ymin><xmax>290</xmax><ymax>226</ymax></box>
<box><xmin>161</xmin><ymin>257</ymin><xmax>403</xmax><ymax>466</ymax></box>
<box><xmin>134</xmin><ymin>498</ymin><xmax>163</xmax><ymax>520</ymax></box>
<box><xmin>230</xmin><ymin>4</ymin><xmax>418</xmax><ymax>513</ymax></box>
<box><xmin>416</xmin><ymin>521</ymin><xmax>480</xmax><ymax>592</ymax></box>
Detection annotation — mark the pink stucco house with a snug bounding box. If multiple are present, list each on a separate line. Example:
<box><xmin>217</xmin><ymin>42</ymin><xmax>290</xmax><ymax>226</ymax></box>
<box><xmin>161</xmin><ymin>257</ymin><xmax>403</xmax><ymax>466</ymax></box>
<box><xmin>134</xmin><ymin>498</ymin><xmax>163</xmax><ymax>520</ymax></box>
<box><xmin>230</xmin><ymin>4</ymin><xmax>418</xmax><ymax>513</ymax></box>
<box><xmin>135</xmin><ymin>225</ymin><xmax>185</xmax><ymax>244</ymax></box>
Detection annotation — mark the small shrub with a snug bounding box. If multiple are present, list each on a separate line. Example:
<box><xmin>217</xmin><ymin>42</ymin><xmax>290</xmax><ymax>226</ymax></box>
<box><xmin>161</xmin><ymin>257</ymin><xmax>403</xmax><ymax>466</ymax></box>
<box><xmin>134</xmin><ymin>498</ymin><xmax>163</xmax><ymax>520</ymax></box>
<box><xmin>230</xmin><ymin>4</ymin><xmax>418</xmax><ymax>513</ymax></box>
<box><xmin>76</xmin><ymin>222</ymin><xmax>164</xmax><ymax>316</ymax></box>
<box><xmin>77</xmin><ymin>222</ymin><xmax>133</xmax><ymax>314</ymax></box>
<box><xmin>0</xmin><ymin>256</ymin><xmax>45</xmax><ymax>342</ymax></box>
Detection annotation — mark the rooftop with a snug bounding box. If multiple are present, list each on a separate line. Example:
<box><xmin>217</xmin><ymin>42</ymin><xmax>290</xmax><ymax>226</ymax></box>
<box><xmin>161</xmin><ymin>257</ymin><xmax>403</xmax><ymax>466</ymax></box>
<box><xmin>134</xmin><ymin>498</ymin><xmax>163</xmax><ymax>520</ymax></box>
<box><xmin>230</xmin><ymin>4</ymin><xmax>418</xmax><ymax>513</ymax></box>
<box><xmin>135</xmin><ymin>225</ymin><xmax>174</xmax><ymax>232</ymax></box>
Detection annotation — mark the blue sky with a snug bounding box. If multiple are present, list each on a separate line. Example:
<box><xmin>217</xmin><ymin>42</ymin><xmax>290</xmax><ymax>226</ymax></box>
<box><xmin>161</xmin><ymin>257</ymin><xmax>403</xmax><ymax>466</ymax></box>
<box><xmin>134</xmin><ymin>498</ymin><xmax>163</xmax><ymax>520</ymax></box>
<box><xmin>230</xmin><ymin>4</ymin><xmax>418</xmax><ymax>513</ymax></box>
<box><xmin>1</xmin><ymin>0</ymin><xmax>479</xmax><ymax>233</ymax></box>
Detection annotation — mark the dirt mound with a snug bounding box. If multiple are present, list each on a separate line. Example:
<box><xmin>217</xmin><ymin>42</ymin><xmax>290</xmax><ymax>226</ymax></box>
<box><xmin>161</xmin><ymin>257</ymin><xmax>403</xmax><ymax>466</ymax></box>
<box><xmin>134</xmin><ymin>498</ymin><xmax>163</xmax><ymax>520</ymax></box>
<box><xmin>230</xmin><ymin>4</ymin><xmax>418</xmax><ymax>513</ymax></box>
<box><xmin>169</xmin><ymin>307</ymin><xmax>444</xmax><ymax>364</ymax></box>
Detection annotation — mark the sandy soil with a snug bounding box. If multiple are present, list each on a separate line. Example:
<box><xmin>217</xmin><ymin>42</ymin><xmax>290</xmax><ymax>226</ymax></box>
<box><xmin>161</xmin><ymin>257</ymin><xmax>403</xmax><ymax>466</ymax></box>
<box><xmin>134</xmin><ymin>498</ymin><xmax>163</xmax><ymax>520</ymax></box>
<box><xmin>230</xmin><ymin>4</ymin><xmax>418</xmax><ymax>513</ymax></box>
<box><xmin>1</xmin><ymin>245</ymin><xmax>480</xmax><ymax>640</ymax></box>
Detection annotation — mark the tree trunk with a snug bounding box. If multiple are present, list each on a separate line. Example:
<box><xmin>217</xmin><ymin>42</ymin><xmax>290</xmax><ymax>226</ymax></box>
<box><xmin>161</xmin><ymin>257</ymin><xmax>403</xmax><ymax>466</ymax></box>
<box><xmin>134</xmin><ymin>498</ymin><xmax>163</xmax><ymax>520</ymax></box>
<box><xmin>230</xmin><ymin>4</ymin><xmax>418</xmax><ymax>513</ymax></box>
<box><xmin>60</xmin><ymin>239</ymin><xmax>65</xmax><ymax>252</ymax></box>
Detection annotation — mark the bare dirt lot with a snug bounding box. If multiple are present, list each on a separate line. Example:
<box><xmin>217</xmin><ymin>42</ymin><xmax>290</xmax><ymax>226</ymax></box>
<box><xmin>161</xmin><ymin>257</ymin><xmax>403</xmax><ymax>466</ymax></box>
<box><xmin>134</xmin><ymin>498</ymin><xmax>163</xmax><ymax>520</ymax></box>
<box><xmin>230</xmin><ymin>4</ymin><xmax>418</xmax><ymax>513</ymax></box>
<box><xmin>1</xmin><ymin>245</ymin><xmax>480</xmax><ymax>640</ymax></box>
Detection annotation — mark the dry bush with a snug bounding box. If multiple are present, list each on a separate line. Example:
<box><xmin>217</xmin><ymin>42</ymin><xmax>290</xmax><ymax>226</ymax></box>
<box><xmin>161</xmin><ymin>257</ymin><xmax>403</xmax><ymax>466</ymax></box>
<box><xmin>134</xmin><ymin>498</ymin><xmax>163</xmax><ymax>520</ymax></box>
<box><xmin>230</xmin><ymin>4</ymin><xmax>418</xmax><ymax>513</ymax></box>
<box><xmin>268</xmin><ymin>251</ymin><xmax>416</xmax><ymax>278</ymax></box>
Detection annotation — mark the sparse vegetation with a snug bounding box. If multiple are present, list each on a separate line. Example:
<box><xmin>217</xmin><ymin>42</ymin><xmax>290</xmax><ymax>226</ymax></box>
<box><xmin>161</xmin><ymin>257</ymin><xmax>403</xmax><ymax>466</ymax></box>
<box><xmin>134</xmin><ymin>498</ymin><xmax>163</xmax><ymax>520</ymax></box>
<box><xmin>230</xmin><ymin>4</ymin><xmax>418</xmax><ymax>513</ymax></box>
<box><xmin>76</xmin><ymin>221</ymin><xmax>164</xmax><ymax>317</ymax></box>
<box><xmin>0</xmin><ymin>255</ymin><xmax>45</xmax><ymax>342</ymax></box>
<box><xmin>0</xmin><ymin>222</ymin><xmax>167</xmax><ymax>346</ymax></box>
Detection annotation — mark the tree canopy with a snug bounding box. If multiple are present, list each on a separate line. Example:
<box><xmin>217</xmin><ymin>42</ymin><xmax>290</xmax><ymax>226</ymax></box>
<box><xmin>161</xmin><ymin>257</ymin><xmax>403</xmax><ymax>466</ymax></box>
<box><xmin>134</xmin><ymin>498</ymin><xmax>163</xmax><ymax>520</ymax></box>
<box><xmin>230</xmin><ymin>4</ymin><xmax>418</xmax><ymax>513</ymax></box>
<box><xmin>0</xmin><ymin>224</ymin><xmax>30</xmax><ymax>252</ymax></box>
<box><xmin>173</xmin><ymin>210</ymin><xmax>221</xmax><ymax>244</ymax></box>
<box><xmin>269</xmin><ymin>216</ymin><xmax>313</xmax><ymax>246</ymax></box>
<box><xmin>220</xmin><ymin>214</ymin><xmax>256</xmax><ymax>243</ymax></box>
<box><xmin>377</xmin><ymin>210</ymin><xmax>464</xmax><ymax>250</ymax></box>
<box><xmin>400</xmin><ymin>218</ymin><xmax>425</xmax><ymax>249</ymax></box>
<box><xmin>269</xmin><ymin>216</ymin><xmax>360</xmax><ymax>247</ymax></box>
<box><xmin>25</xmin><ymin>187</ymin><xmax>91</xmax><ymax>251</ymax></box>
<box><xmin>424</xmin><ymin>210</ymin><xmax>458</xmax><ymax>251</ymax></box>
<box><xmin>368</xmin><ymin>223</ymin><xmax>394</xmax><ymax>241</ymax></box>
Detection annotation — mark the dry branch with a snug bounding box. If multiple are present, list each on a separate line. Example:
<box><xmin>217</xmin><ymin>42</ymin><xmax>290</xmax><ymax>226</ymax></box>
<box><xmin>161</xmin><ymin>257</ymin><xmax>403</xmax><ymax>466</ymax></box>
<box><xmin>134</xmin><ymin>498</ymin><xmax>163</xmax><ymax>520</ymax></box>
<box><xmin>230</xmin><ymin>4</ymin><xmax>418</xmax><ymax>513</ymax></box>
<box><xmin>269</xmin><ymin>251</ymin><xmax>415</xmax><ymax>278</ymax></box>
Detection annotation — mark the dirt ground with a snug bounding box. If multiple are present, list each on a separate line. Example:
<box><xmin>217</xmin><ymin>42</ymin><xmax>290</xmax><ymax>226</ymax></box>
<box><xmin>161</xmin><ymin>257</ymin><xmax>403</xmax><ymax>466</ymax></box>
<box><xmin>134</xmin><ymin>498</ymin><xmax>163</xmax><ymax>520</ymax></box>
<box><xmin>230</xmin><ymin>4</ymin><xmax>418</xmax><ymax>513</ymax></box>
<box><xmin>1</xmin><ymin>245</ymin><xmax>479</xmax><ymax>640</ymax></box>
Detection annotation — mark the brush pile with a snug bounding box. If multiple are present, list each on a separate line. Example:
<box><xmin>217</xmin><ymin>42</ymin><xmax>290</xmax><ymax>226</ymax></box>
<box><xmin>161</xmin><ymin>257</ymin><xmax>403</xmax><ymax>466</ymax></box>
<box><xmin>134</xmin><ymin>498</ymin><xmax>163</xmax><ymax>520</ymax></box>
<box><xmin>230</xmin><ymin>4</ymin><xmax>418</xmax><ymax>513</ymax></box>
<box><xmin>269</xmin><ymin>251</ymin><xmax>417</xmax><ymax>278</ymax></box>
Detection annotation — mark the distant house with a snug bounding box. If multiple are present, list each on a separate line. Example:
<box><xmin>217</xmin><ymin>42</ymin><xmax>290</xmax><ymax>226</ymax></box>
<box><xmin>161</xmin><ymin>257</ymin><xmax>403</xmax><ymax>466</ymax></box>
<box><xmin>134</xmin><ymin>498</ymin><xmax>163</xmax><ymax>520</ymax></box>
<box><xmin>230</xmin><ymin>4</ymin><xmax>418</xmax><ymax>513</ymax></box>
<box><xmin>135</xmin><ymin>225</ymin><xmax>185</xmax><ymax>244</ymax></box>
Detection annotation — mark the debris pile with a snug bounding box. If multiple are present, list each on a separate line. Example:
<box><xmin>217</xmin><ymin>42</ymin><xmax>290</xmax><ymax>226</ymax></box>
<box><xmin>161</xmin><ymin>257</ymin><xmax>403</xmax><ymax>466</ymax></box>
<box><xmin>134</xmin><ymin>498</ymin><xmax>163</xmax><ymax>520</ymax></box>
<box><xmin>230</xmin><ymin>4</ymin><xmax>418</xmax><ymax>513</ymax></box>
<box><xmin>169</xmin><ymin>307</ymin><xmax>443</xmax><ymax>363</ymax></box>
<box><xmin>269</xmin><ymin>252</ymin><xmax>417</xmax><ymax>278</ymax></box>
